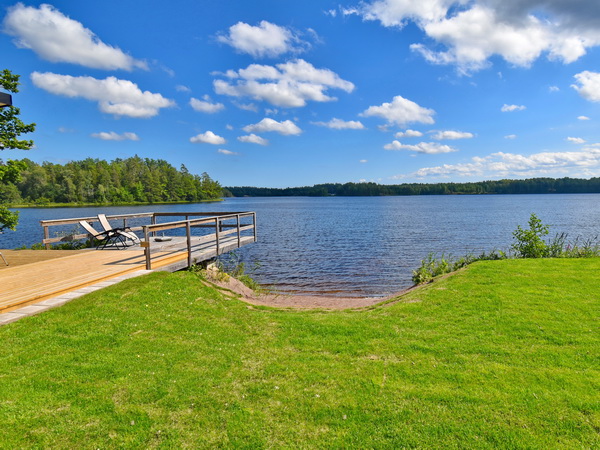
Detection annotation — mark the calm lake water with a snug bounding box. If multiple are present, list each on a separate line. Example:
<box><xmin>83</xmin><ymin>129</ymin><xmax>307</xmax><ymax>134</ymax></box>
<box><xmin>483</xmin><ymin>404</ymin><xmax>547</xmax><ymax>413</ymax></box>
<box><xmin>3</xmin><ymin>194</ymin><xmax>600</xmax><ymax>297</ymax></box>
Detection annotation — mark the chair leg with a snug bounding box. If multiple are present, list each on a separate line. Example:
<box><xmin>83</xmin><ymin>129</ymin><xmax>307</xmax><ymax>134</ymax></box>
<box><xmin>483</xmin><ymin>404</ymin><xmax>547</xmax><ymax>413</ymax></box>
<box><xmin>0</xmin><ymin>252</ymin><xmax>8</xmax><ymax>266</ymax></box>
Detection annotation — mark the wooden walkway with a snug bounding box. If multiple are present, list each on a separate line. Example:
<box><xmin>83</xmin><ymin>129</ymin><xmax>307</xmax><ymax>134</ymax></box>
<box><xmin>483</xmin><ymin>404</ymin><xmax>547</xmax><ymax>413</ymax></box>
<box><xmin>1</xmin><ymin>211</ymin><xmax>257</xmax><ymax>315</ymax></box>
<box><xmin>0</xmin><ymin>235</ymin><xmax>255</xmax><ymax>313</ymax></box>
<box><xmin>0</xmin><ymin>249</ymin><xmax>179</xmax><ymax>313</ymax></box>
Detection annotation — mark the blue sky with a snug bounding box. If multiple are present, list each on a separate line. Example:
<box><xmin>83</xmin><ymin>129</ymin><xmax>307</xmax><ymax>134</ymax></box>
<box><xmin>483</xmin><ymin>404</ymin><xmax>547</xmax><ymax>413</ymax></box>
<box><xmin>2</xmin><ymin>0</ymin><xmax>600</xmax><ymax>188</ymax></box>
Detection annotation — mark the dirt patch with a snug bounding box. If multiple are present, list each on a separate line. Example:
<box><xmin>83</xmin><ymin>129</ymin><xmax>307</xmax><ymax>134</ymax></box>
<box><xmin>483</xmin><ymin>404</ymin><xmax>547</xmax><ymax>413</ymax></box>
<box><xmin>202</xmin><ymin>267</ymin><xmax>417</xmax><ymax>310</ymax></box>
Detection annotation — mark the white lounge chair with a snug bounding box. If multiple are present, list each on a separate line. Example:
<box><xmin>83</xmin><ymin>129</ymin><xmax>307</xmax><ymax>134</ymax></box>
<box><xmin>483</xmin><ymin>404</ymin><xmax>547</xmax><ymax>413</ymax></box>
<box><xmin>97</xmin><ymin>214</ymin><xmax>140</xmax><ymax>245</ymax></box>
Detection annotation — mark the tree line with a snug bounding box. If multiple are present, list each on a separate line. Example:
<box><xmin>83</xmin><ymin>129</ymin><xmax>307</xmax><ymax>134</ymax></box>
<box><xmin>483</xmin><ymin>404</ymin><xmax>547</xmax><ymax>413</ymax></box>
<box><xmin>225</xmin><ymin>178</ymin><xmax>600</xmax><ymax>197</ymax></box>
<box><xmin>0</xmin><ymin>156</ymin><xmax>223</xmax><ymax>205</ymax></box>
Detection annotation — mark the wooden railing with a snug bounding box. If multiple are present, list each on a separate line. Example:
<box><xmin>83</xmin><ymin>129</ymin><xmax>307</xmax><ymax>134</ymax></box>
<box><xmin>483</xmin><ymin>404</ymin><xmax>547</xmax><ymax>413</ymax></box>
<box><xmin>40</xmin><ymin>211</ymin><xmax>257</xmax><ymax>270</ymax></box>
<box><xmin>141</xmin><ymin>212</ymin><xmax>256</xmax><ymax>270</ymax></box>
<box><xmin>40</xmin><ymin>212</ymin><xmax>154</xmax><ymax>249</ymax></box>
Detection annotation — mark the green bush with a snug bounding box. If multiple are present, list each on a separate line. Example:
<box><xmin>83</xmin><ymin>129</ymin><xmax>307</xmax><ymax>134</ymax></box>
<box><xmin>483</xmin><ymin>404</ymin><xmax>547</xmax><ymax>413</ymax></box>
<box><xmin>511</xmin><ymin>213</ymin><xmax>549</xmax><ymax>258</ymax></box>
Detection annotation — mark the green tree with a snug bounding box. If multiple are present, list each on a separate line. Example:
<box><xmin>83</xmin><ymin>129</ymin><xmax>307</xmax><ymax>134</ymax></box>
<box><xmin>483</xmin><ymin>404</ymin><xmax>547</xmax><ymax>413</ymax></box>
<box><xmin>1</xmin><ymin>70</ymin><xmax>35</xmax><ymax>232</ymax></box>
<box><xmin>0</xmin><ymin>70</ymin><xmax>36</xmax><ymax>151</ymax></box>
<box><xmin>0</xmin><ymin>159</ymin><xmax>27</xmax><ymax>231</ymax></box>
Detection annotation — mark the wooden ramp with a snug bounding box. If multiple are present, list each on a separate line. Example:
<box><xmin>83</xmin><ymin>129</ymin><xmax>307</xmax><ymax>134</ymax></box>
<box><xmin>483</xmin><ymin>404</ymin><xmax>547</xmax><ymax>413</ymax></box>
<box><xmin>0</xmin><ymin>249</ymin><xmax>187</xmax><ymax>313</ymax></box>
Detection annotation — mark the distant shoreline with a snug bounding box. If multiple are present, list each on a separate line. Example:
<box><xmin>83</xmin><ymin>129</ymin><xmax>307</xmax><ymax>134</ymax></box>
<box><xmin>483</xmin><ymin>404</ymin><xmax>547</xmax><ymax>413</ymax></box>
<box><xmin>224</xmin><ymin>177</ymin><xmax>600</xmax><ymax>197</ymax></box>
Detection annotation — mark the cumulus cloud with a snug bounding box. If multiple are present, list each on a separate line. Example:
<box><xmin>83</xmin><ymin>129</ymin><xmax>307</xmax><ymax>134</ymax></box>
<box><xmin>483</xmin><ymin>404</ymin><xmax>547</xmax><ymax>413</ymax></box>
<box><xmin>549</xmin><ymin>85</ymin><xmax>560</xmax><ymax>92</ymax></box>
<box><xmin>578</xmin><ymin>115</ymin><xmax>591</xmax><ymax>120</ymax></box>
<box><xmin>354</xmin><ymin>0</ymin><xmax>600</xmax><ymax>73</ymax></box>
<box><xmin>190</xmin><ymin>131</ymin><xmax>226</xmax><ymax>144</ymax></box>
<box><xmin>395</xmin><ymin>129</ymin><xmax>423</xmax><ymax>138</ymax></box>
<box><xmin>175</xmin><ymin>85</ymin><xmax>191</xmax><ymax>93</ymax></box>
<box><xmin>394</xmin><ymin>146</ymin><xmax>600</xmax><ymax>179</ymax></box>
<box><xmin>3</xmin><ymin>3</ymin><xmax>146</xmax><ymax>70</ymax></box>
<box><xmin>361</xmin><ymin>95</ymin><xmax>435</xmax><ymax>126</ymax></box>
<box><xmin>312</xmin><ymin>118</ymin><xmax>365</xmax><ymax>129</ymax></box>
<box><xmin>217</xmin><ymin>20</ymin><xmax>308</xmax><ymax>58</ymax></box>
<box><xmin>566</xmin><ymin>137</ymin><xmax>586</xmax><ymax>144</ymax></box>
<box><xmin>572</xmin><ymin>71</ymin><xmax>600</xmax><ymax>102</ymax></box>
<box><xmin>384</xmin><ymin>140</ymin><xmax>457</xmax><ymax>154</ymax></box>
<box><xmin>91</xmin><ymin>131</ymin><xmax>139</xmax><ymax>141</ymax></box>
<box><xmin>213</xmin><ymin>59</ymin><xmax>354</xmax><ymax>108</ymax></box>
<box><xmin>218</xmin><ymin>149</ymin><xmax>239</xmax><ymax>155</ymax></box>
<box><xmin>31</xmin><ymin>72</ymin><xmax>174</xmax><ymax>118</ymax></box>
<box><xmin>501</xmin><ymin>104</ymin><xmax>526</xmax><ymax>112</ymax></box>
<box><xmin>431</xmin><ymin>130</ymin><xmax>474</xmax><ymax>140</ymax></box>
<box><xmin>238</xmin><ymin>133</ymin><xmax>269</xmax><ymax>145</ymax></box>
<box><xmin>190</xmin><ymin>97</ymin><xmax>225</xmax><ymax>113</ymax></box>
<box><xmin>243</xmin><ymin>118</ymin><xmax>302</xmax><ymax>135</ymax></box>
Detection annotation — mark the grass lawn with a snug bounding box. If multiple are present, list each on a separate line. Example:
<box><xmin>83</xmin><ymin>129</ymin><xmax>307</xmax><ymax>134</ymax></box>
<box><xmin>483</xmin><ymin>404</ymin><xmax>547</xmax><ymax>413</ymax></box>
<box><xmin>0</xmin><ymin>259</ymin><xmax>598</xmax><ymax>448</ymax></box>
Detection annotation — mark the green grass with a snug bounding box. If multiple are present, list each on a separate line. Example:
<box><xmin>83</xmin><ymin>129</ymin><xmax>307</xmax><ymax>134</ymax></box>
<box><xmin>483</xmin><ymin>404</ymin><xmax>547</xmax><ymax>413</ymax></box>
<box><xmin>0</xmin><ymin>259</ymin><xmax>598</xmax><ymax>448</ymax></box>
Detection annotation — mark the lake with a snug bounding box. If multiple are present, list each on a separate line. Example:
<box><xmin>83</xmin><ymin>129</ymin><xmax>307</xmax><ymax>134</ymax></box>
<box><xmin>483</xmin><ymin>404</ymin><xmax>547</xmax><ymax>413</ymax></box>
<box><xmin>3</xmin><ymin>194</ymin><xmax>600</xmax><ymax>297</ymax></box>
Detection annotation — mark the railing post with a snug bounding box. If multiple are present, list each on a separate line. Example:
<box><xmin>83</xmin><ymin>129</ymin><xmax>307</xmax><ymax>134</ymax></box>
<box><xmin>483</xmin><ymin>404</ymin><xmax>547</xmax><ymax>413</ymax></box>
<box><xmin>186</xmin><ymin>220</ymin><xmax>192</xmax><ymax>268</ymax></box>
<box><xmin>236</xmin><ymin>214</ymin><xmax>241</xmax><ymax>248</ymax></box>
<box><xmin>253</xmin><ymin>213</ymin><xmax>257</xmax><ymax>242</ymax></box>
<box><xmin>144</xmin><ymin>226</ymin><xmax>151</xmax><ymax>270</ymax></box>
<box><xmin>43</xmin><ymin>224</ymin><xmax>50</xmax><ymax>250</ymax></box>
<box><xmin>215</xmin><ymin>218</ymin><xmax>220</xmax><ymax>255</ymax></box>
<box><xmin>151</xmin><ymin>214</ymin><xmax>156</xmax><ymax>237</ymax></box>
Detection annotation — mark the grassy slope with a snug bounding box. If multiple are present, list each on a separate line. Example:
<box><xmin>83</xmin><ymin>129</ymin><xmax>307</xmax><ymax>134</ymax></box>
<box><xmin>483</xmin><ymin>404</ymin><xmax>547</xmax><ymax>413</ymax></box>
<box><xmin>0</xmin><ymin>259</ymin><xmax>598</xmax><ymax>448</ymax></box>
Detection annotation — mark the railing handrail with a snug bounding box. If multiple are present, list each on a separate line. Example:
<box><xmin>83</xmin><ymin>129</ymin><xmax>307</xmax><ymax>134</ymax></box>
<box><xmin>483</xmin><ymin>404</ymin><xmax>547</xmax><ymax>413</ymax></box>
<box><xmin>39</xmin><ymin>211</ymin><xmax>257</xmax><ymax>257</ymax></box>
<box><xmin>40</xmin><ymin>212</ymin><xmax>154</xmax><ymax>226</ymax></box>
<box><xmin>143</xmin><ymin>212</ymin><xmax>254</xmax><ymax>232</ymax></box>
<box><xmin>142</xmin><ymin>211</ymin><xmax>256</xmax><ymax>270</ymax></box>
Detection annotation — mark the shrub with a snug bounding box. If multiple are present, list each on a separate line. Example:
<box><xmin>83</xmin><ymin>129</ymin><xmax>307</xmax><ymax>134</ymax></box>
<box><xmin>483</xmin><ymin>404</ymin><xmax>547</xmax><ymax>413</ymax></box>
<box><xmin>511</xmin><ymin>213</ymin><xmax>549</xmax><ymax>258</ymax></box>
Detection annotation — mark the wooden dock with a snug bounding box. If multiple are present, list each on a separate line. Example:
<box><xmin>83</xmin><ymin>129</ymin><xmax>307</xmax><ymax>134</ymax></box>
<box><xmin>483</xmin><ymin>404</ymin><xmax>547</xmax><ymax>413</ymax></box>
<box><xmin>0</xmin><ymin>211</ymin><xmax>256</xmax><ymax>314</ymax></box>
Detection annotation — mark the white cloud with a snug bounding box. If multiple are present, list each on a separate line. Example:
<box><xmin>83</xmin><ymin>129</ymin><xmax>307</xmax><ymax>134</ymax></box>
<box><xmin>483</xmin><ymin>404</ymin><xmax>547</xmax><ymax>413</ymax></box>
<box><xmin>356</xmin><ymin>0</ymin><xmax>600</xmax><ymax>73</ymax></box>
<box><xmin>190</xmin><ymin>131</ymin><xmax>226</xmax><ymax>145</ymax></box>
<box><xmin>501</xmin><ymin>104</ymin><xmax>526</xmax><ymax>112</ymax></box>
<box><xmin>238</xmin><ymin>133</ymin><xmax>269</xmax><ymax>145</ymax></box>
<box><xmin>549</xmin><ymin>85</ymin><xmax>560</xmax><ymax>92</ymax></box>
<box><xmin>361</xmin><ymin>95</ymin><xmax>435</xmax><ymax>126</ymax></box>
<box><xmin>384</xmin><ymin>140</ymin><xmax>457</xmax><ymax>154</ymax></box>
<box><xmin>359</xmin><ymin>159</ymin><xmax>368</xmax><ymax>163</ymax></box>
<box><xmin>504</xmin><ymin>134</ymin><xmax>517</xmax><ymax>139</ymax></box>
<box><xmin>394</xmin><ymin>146</ymin><xmax>600</xmax><ymax>179</ymax></box>
<box><xmin>218</xmin><ymin>149</ymin><xmax>239</xmax><ymax>155</ymax></box>
<box><xmin>572</xmin><ymin>71</ymin><xmax>600</xmax><ymax>102</ymax></box>
<box><xmin>190</xmin><ymin>97</ymin><xmax>225</xmax><ymax>113</ymax></box>
<box><xmin>312</xmin><ymin>118</ymin><xmax>365</xmax><ymax>129</ymax></box>
<box><xmin>217</xmin><ymin>20</ymin><xmax>308</xmax><ymax>58</ymax></box>
<box><xmin>395</xmin><ymin>129</ymin><xmax>423</xmax><ymax>138</ymax></box>
<box><xmin>243</xmin><ymin>118</ymin><xmax>302</xmax><ymax>135</ymax></box>
<box><xmin>176</xmin><ymin>85</ymin><xmax>191</xmax><ymax>93</ymax></box>
<box><xmin>566</xmin><ymin>137</ymin><xmax>586</xmax><ymax>144</ymax></box>
<box><xmin>31</xmin><ymin>72</ymin><xmax>174</xmax><ymax>118</ymax></box>
<box><xmin>3</xmin><ymin>4</ymin><xmax>146</xmax><ymax>70</ymax></box>
<box><xmin>578</xmin><ymin>115</ymin><xmax>591</xmax><ymax>121</ymax></box>
<box><xmin>234</xmin><ymin>102</ymin><xmax>259</xmax><ymax>112</ymax></box>
<box><xmin>431</xmin><ymin>130</ymin><xmax>474</xmax><ymax>140</ymax></box>
<box><xmin>91</xmin><ymin>131</ymin><xmax>139</xmax><ymax>141</ymax></box>
<box><xmin>213</xmin><ymin>59</ymin><xmax>354</xmax><ymax>108</ymax></box>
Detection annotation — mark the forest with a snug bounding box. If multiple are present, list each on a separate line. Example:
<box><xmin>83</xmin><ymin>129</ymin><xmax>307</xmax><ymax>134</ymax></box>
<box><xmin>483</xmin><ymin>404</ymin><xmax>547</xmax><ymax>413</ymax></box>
<box><xmin>225</xmin><ymin>177</ymin><xmax>600</xmax><ymax>197</ymax></box>
<box><xmin>0</xmin><ymin>156</ymin><xmax>223</xmax><ymax>205</ymax></box>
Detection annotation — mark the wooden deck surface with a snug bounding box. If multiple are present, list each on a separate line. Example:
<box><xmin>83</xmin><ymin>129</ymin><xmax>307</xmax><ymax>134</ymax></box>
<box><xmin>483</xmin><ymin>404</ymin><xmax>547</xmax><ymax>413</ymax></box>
<box><xmin>0</xmin><ymin>249</ymin><xmax>187</xmax><ymax>313</ymax></box>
